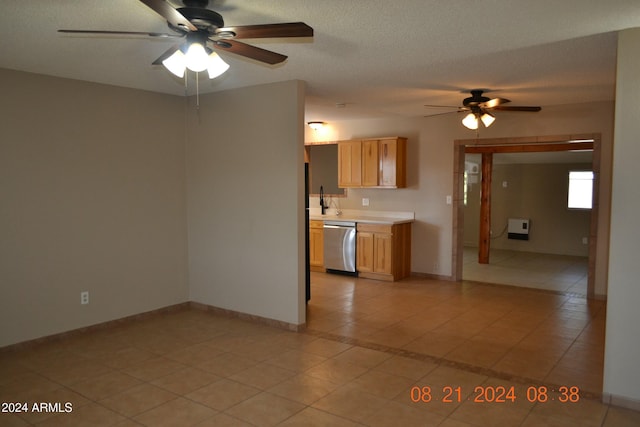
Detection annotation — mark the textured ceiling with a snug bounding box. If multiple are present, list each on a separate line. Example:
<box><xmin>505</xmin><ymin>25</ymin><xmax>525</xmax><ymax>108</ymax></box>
<box><xmin>1</xmin><ymin>0</ymin><xmax>639</xmax><ymax>121</ymax></box>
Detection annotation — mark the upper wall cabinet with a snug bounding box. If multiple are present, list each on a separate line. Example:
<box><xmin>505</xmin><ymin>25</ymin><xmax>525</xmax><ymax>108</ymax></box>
<box><xmin>338</xmin><ymin>137</ymin><xmax>407</xmax><ymax>188</ymax></box>
<box><xmin>337</xmin><ymin>140</ymin><xmax>363</xmax><ymax>187</ymax></box>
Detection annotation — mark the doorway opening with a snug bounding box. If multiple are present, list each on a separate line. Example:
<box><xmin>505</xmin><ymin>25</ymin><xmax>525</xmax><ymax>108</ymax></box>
<box><xmin>451</xmin><ymin>134</ymin><xmax>602</xmax><ymax>297</ymax></box>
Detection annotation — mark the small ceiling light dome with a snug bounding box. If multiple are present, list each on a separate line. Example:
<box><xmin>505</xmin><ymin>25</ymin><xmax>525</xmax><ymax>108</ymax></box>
<box><xmin>307</xmin><ymin>121</ymin><xmax>326</xmax><ymax>130</ymax></box>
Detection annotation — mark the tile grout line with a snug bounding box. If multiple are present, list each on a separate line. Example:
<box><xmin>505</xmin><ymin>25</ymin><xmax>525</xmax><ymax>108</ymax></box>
<box><xmin>302</xmin><ymin>327</ymin><xmax>604</xmax><ymax>402</ymax></box>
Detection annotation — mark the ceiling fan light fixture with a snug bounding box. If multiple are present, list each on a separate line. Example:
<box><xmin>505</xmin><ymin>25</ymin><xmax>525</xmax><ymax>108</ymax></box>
<box><xmin>162</xmin><ymin>45</ymin><xmax>229</xmax><ymax>80</ymax></box>
<box><xmin>462</xmin><ymin>113</ymin><xmax>479</xmax><ymax>130</ymax></box>
<box><xmin>184</xmin><ymin>42</ymin><xmax>209</xmax><ymax>72</ymax></box>
<box><xmin>58</xmin><ymin>6</ymin><xmax>314</xmax><ymax>82</ymax></box>
<box><xmin>480</xmin><ymin>112</ymin><xmax>495</xmax><ymax>127</ymax></box>
<box><xmin>162</xmin><ymin>49</ymin><xmax>186</xmax><ymax>78</ymax></box>
<box><xmin>206</xmin><ymin>51</ymin><xmax>230</xmax><ymax>79</ymax></box>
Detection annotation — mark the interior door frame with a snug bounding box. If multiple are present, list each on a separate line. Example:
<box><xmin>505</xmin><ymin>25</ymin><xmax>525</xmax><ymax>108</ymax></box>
<box><xmin>451</xmin><ymin>133</ymin><xmax>601</xmax><ymax>297</ymax></box>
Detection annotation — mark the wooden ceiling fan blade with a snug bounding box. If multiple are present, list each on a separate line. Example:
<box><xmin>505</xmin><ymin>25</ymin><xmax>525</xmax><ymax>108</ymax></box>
<box><xmin>138</xmin><ymin>0</ymin><xmax>197</xmax><ymax>32</ymax></box>
<box><xmin>214</xmin><ymin>39</ymin><xmax>287</xmax><ymax>64</ymax></box>
<box><xmin>481</xmin><ymin>97</ymin><xmax>511</xmax><ymax>109</ymax></box>
<box><xmin>492</xmin><ymin>106</ymin><xmax>542</xmax><ymax>112</ymax></box>
<box><xmin>152</xmin><ymin>44</ymin><xmax>181</xmax><ymax>65</ymax></box>
<box><xmin>424</xmin><ymin>104</ymin><xmax>461</xmax><ymax>109</ymax></box>
<box><xmin>424</xmin><ymin>110</ymin><xmax>465</xmax><ymax>118</ymax></box>
<box><xmin>216</xmin><ymin>22</ymin><xmax>313</xmax><ymax>39</ymax></box>
<box><xmin>58</xmin><ymin>29</ymin><xmax>184</xmax><ymax>38</ymax></box>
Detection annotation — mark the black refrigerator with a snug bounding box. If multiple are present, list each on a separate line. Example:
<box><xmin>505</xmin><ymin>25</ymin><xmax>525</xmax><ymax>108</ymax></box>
<box><xmin>305</xmin><ymin>162</ymin><xmax>311</xmax><ymax>302</ymax></box>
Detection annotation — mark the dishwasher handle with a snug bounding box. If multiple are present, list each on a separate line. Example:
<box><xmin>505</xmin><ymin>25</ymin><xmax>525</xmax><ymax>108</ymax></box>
<box><xmin>323</xmin><ymin>224</ymin><xmax>348</xmax><ymax>229</ymax></box>
<box><xmin>323</xmin><ymin>221</ymin><xmax>356</xmax><ymax>228</ymax></box>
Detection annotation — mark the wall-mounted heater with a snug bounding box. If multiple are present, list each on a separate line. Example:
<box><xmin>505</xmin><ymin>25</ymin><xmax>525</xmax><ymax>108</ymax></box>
<box><xmin>508</xmin><ymin>218</ymin><xmax>530</xmax><ymax>240</ymax></box>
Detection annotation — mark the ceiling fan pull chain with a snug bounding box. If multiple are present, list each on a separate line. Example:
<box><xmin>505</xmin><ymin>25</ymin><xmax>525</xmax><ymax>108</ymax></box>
<box><xmin>183</xmin><ymin>71</ymin><xmax>188</xmax><ymax>96</ymax></box>
<box><xmin>196</xmin><ymin>72</ymin><xmax>200</xmax><ymax>110</ymax></box>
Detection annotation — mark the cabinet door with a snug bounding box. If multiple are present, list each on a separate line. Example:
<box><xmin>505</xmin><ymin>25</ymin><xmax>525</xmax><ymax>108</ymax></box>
<box><xmin>309</xmin><ymin>226</ymin><xmax>324</xmax><ymax>267</ymax></box>
<box><xmin>356</xmin><ymin>232</ymin><xmax>374</xmax><ymax>272</ymax></box>
<box><xmin>379</xmin><ymin>139</ymin><xmax>397</xmax><ymax>187</ymax></box>
<box><xmin>338</xmin><ymin>141</ymin><xmax>362</xmax><ymax>187</ymax></box>
<box><xmin>379</xmin><ymin>138</ymin><xmax>407</xmax><ymax>188</ymax></box>
<box><xmin>361</xmin><ymin>139</ymin><xmax>379</xmax><ymax>187</ymax></box>
<box><xmin>373</xmin><ymin>233</ymin><xmax>393</xmax><ymax>274</ymax></box>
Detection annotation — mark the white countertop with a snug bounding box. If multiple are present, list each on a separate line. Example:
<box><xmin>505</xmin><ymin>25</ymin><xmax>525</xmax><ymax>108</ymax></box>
<box><xmin>309</xmin><ymin>209</ymin><xmax>414</xmax><ymax>225</ymax></box>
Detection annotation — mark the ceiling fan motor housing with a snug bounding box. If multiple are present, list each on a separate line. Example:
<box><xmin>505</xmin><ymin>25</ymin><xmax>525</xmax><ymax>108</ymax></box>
<box><xmin>169</xmin><ymin>3</ymin><xmax>224</xmax><ymax>34</ymax></box>
<box><xmin>463</xmin><ymin>90</ymin><xmax>490</xmax><ymax>107</ymax></box>
<box><xmin>182</xmin><ymin>0</ymin><xmax>209</xmax><ymax>7</ymax></box>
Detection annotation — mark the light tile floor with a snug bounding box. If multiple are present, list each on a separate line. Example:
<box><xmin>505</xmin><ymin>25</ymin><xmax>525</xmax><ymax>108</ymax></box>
<box><xmin>1</xmin><ymin>272</ymin><xmax>638</xmax><ymax>426</ymax></box>
<box><xmin>463</xmin><ymin>247</ymin><xmax>589</xmax><ymax>295</ymax></box>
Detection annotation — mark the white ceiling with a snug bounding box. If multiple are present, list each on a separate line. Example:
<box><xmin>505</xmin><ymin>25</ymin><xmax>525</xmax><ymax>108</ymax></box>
<box><xmin>1</xmin><ymin>0</ymin><xmax>639</xmax><ymax>122</ymax></box>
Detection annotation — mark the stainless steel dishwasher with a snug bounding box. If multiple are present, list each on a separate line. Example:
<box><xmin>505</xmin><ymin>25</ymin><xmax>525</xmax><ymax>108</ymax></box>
<box><xmin>323</xmin><ymin>221</ymin><xmax>357</xmax><ymax>273</ymax></box>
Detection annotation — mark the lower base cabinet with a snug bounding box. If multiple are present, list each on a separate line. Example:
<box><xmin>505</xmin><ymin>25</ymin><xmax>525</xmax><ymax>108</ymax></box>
<box><xmin>309</xmin><ymin>220</ymin><xmax>325</xmax><ymax>272</ymax></box>
<box><xmin>356</xmin><ymin>222</ymin><xmax>411</xmax><ymax>281</ymax></box>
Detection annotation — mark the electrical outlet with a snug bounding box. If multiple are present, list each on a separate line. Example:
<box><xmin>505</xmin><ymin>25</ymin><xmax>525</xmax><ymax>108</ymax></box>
<box><xmin>446</xmin><ymin>195</ymin><xmax>452</xmax><ymax>205</ymax></box>
<box><xmin>362</xmin><ymin>198</ymin><xmax>370</xmax><ymax>207</ymax></box>
<box><xmin>80</xmin><ymin>291</ymin><xmax>89</xmax><ymax>305</ymax></box>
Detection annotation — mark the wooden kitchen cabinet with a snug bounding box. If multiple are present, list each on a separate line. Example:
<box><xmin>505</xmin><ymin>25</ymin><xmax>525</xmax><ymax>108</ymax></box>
<box><xmin>356</xmin><ymin>230</ymin><xmax>375</xmax><ymax>273</ymax></box>
<box><xmin>338</xmin><ymin>137</ymin><xmax>407</xmax><ymax>188</ymax></box>
<box><xmin>309</xmin><ymin>220</ymin><xmax>325</xmax><ymax>272</ymax></box>
<box><xmin>357</xmin><ymin>229</ymin><xmax>392</xmax><ymax>274</ymax></box>
<box><xmin>356</xmin><ymin>222</ymin><xmax>412</xmax><ymax>281</ymax></box>
<box><xmin>379</xmin><ymin>138</ymin><xmax>406</xmax><ymax>187</ymax></box>
<box><xmin>361</xmin><ymin>139</ymin><xmax>379</xmax><ymax>187</ymax></box>
<box><xmin>337</xmin><ymin>140</ymin><xmax>362</xmax><ymax>187</ymax></box>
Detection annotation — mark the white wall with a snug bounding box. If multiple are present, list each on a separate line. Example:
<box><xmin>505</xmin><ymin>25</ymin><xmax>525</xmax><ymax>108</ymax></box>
<box><xmin>305</xmin><ymin>102</ymin><xmax>614</xmax><ymax>294</ymax></box>
<box><xmin>604</xmin><ymin>27</ymin><xmax>640</xmax><ymax>408</ymax></box>
<box><xmin>0</xmin><ymin>70</ymin><xmax>189</xmax><ymax>347</ymax></box>
<box><xmin>186</xmin><ymin>80</ymin><xmax>306</xmax><ymax>326</ymax></box>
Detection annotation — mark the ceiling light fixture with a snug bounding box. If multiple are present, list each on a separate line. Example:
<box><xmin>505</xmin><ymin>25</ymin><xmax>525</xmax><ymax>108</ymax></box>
<box><xmin>184</xmin><ymin>42</ymin><xmax>210</xmax><ymax>72</ymax></box>
<box><xmin>480</xmin><ymin>112</ymin><xmax>495</xmax><ymax>127</ymax></box>
<box><xmin>162</xmin><ymin>33</ymin><xmax>229</xmax><ymax>79</ymax></box>
<box><xmin>462</xmin><ymin>110</ymin><xmax>495</xmax><ymax>130</ymax></box>
<box><xmin>462</xmin><ymin>113</ymin><xmax>479</xmax><ymax>130</ymax></box>
<box><xmin>307</xmin><ymin>121</ymin><xmax>327</xmax><ymax>130</ymax></box>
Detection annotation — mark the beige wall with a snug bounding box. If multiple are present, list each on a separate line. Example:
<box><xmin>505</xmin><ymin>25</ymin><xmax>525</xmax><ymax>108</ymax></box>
<box><xmin>0</xmin><ymin>69</ymin><xmax>189</xmax><ymax>347</ymax></box>
<box><xmin>604</xmin><ymin>27</ymin><xmax>640</xmax><ymax>407</ymax></box>
<box><xmin>1</xmin><ymin>67</ymin><xmax>614</xmax><ymax>344</ymax></box>
<box><xmin>0</xmin><ymin>39</ymin><xmax>638</xmax><ymax>403</ymax></box>
<box><xmin>305</xmin><ymin>101</ymin><xmax>614</xmax><ymax>295</ymax></box>
<box><xmin>0</xmin><ymin>70</ymin><xmax>306</xmax><ymax>347</ymax></box>
<box><xmin>464</xmin><ymin>162</ymin><xmax>593</xmax><ymax>256</ymax></box>
<box><xmin>186</xmin><ymin>80</ymin><xmax>306</xmax><ymax>326</ymax></box>
<box><xmin>0</xmin><ymin>70</ymin><xmax>307</xmax><ymax>346</ymax></box>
